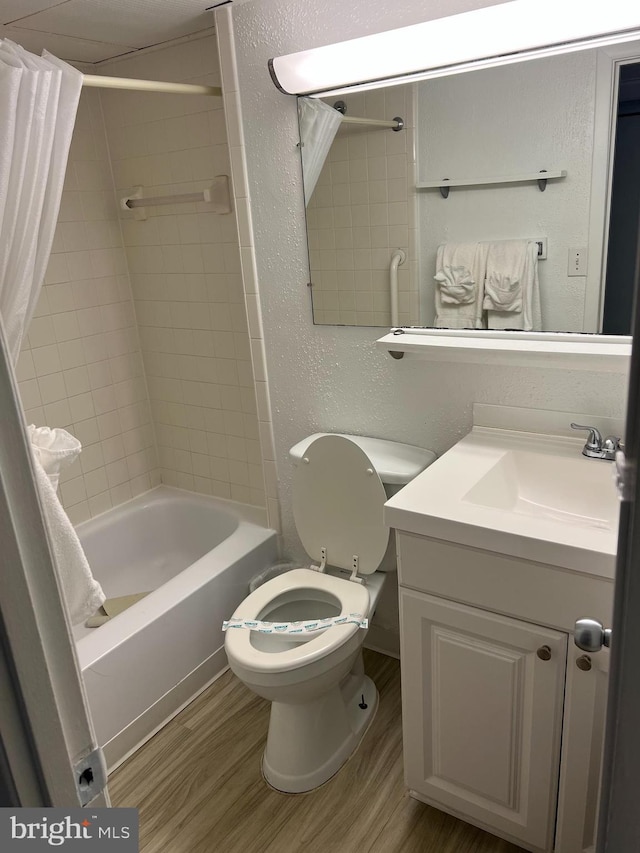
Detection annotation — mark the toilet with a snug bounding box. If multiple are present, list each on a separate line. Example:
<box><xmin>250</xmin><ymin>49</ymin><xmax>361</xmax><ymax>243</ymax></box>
<box><xmin>224</xmin><ymin>433</ymin><xmax>435</xmax><ymax>793</ymax></box>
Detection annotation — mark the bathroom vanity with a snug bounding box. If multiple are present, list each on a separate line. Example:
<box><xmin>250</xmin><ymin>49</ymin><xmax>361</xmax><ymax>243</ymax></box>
<box><xmin>384</xmin><ymin>408</ymin><xmax>619</xmax><ymax>853</ymax></box>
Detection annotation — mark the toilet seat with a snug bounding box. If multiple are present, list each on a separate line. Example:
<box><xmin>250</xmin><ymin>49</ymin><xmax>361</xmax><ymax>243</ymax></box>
<box><xmin>225</xmin><ymin>568</ymin><xmax>370</xmax><ymax>674</ymax></box>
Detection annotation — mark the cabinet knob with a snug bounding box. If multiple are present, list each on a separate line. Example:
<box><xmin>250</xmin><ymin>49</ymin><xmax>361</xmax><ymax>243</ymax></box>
<box><xmin>576</xmin><ymin>655</ymin><xmax>592</xmax><ymax>672</ymax></box>
<box><xmin>536</xmin><ymin>645</ymin><xmax>552</xmax><ymax>661</ymax></box>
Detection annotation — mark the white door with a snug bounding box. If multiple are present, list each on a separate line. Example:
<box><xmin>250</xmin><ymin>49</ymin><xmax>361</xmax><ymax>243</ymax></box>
<box><xmin>594</xmin><ymin>200</ymin><xmax>640</xmax><ymax>849</ymax></box>
<box><xmin>400</xmin><ymin>588</ymin><xmax>567</xmax><ymax>852</ymax></box>
<box><xmin>0</xmin><ymin>324</ymin><xmax>107</xmax><ymax>807</ymax></box>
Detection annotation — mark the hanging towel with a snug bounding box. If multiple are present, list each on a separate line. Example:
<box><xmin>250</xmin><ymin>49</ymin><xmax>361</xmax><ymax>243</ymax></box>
<box><xmin>27</xmin><ymin>425</ymin><xmax>82</xmax><ymax>491</ymax></box>
<box><xmin>28</xmin><ymin>426</ymin><xmax>105</xmax><ymax>626</ymax></box>
<box><xmin>434</xmin><ymin>242</ymin><xmax>488</xmax><ymax>328</ymax></box>
<box><xmin>483</xmin><ymin>240</ymin><xmax>541</xmax><ymax>331</ymax></box>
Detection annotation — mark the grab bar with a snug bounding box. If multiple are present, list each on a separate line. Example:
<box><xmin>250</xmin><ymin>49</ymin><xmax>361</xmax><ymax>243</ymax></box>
<box><xmin>120</xmin><ymin>176</ymin><xmax>232</xmax><ymax>220</ymax></box>
<box><xmin>390</xmin><ymin>249</ymin><xmax>406</xmax><ymax>327</ymax></box>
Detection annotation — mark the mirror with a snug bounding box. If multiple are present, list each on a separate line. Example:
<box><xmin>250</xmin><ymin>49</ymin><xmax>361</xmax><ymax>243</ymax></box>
<box><xmin>301</xmin><ymin>42</ymin><xmax>640</xmax><ymax>333</ymax></box>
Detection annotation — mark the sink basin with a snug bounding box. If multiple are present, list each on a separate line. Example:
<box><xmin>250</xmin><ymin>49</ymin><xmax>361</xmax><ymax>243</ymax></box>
<box><xmin>384</xmin><ymin>426</ymin><xmax>620</xmax><ymax>577</ymax></box>
<box><xmin>463</xmin><ymin>450</ymin><xmax>618</xmax><ymax>530</ymax></box>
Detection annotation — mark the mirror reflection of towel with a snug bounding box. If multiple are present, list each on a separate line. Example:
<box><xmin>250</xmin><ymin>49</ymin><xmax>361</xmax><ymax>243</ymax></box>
<box><xmin>484</xmin><ymin>240</ymin><xmax>541</xmax><ymax>331</ymax></box>
<box><xmin>483</xmin><ymin>272</ymin><xmax>522</xmax><ymax>313</ymax></box>
<box><xmin>434</xmin><ymin>265</ymin><xmax>476</xmax><ymax>304</ymax></box>
<box><xmin>434</xmin><ymin>242</ymin><xmax>488</xmax><ymax>329</ymax></box>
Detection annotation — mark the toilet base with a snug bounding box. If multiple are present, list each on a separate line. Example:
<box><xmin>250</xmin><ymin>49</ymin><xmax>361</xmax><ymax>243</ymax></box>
<box><xmin>262</xmin><ymin>673</ymin><xmax>378</xmax><ymax>794</ymax></box>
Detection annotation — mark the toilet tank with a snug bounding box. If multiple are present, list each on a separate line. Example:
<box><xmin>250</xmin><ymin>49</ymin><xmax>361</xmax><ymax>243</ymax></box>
<box><xmin>289</xmin><ymin>433</ymin><xmax>436</xmax><ymax>496</ymax></box>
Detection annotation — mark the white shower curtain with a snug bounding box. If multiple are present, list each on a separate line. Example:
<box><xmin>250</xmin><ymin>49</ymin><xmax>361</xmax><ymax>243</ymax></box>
<box><xmin>0</xmin><ymin>42</ymin><xmax>104</xmax><ymax>626</ymax></box>
<box><xmin>298</xmin><ymin>97</ymin><xmax>343</xmax><ymax>206</ymax></box>
<box><xmin>0</xmin><ymin>41</ymin><xmax>82</xmax><ymax>365</ymax></box>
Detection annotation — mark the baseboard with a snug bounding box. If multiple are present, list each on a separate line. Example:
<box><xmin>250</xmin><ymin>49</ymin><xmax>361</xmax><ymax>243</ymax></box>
<box><xmin>365</xmin><ymin>624</ymin><xmax>400</xmax><ymax>659</ymax></box>
<box><xmin>364</xmin><ymin>642</ymin><xmax>400</xmax><ymax>660</ymax></box>
<box><xmin>104</xmin><ymin>646</ymin><xmax>229</xmax><ymax>773</ymax></box>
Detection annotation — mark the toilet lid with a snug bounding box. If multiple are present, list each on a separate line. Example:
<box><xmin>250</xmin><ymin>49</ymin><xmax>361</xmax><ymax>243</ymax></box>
<box><xmin>293</xmin><ymin>434</ymin><xmax>389</xmax><ymax>575</ymax></box>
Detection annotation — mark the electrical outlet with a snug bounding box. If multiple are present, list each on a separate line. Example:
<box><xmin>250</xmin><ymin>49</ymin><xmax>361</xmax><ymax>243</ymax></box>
<box><xmin>568</xmin><ymin>247</ymin><xmax>587</xmax><ymax>276</ymax></box>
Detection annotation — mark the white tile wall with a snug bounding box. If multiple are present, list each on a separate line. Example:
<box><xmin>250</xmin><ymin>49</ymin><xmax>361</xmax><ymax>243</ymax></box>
<box><xmin>306</xmin><ymin>86</ymin><xmax>419</xmax><ymax>326</ymax></box>
<box><xmin>100</xmin><ymin>35</ymin><xmax>265</xmax><ymax>508</ymax></box>
<box><xmin>17</xmin><ymin>89</ymin><xmax>159</xmax><ymax>525</ymax></box>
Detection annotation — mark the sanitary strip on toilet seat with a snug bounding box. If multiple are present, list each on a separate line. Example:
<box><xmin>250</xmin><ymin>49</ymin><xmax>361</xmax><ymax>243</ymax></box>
<box><xmin>222</xmin><ymin>613</ymin><xmax>368</xmax><ymax>633</ymax></box>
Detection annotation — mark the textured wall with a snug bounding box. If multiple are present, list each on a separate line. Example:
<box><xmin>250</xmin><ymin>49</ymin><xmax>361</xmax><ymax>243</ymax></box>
<box><xmin>231</xmin><ymin>0</ymin><xmax>629</xmax><ymax>649</ymax></box>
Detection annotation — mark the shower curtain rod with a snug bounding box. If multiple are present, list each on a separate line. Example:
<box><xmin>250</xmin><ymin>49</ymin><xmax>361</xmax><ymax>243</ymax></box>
<box><xmin>82</xmin><ymin>74</ymin><xmax>221</xmax><ymax>97</ymax></box>
<box><xmin>331</xmin><ymin>102</ymin><xmax>404</xmax><ymax>131</ymax></box>
<box><xmin>340</xmin><ymin>114</ymin><xmax>404</xmax><ymax>130</ymax></box>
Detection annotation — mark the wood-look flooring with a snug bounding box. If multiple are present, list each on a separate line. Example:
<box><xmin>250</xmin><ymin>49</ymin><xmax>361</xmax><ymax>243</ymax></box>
<box><xmin>109</xmin><ymin>650</ymin><xmax>525</xmax><ymax>853</ymax></box>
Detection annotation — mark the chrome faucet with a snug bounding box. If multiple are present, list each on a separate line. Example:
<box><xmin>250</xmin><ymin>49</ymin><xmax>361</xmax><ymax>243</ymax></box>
<box><xmin>570</xmin><ymin>423</ymin><xmax>621</xmax><ymax>461</ymax></box>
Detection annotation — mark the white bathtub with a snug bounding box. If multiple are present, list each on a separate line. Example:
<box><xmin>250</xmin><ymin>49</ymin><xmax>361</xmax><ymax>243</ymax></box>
<box><xmin>75</xmin><ymin>486</ymin><xmax>277</xmax><ymax>770</ymax></box>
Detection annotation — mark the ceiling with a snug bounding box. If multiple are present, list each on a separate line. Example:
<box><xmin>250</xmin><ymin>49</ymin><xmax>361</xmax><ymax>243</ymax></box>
<box><xmin>0</xmin><ymin>0</ymin><xmax>228</xmax><ymax>64</ymax></box>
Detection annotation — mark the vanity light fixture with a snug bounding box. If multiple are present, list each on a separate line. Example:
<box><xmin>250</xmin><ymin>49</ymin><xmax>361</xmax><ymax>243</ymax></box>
<box><xmin>268</xmin><ymin>0</ymin><xmax>640</xmax><ymax>95</ymax></box>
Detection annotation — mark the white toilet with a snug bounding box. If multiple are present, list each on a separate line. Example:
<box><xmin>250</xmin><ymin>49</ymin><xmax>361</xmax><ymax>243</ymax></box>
<box><xmin>225</xmin><ymin>433</ymin><xmax>435</xmax><ymax>793</ymax></box>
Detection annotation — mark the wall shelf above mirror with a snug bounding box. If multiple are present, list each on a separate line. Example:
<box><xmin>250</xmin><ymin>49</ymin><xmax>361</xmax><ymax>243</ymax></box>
<box><xmin>277</xmin><ymin>1</ymin><xmax>640</xmax><ymax>350</ymax></box>
<box><xmin>417</xmin><ymin>170</ymin><xmax>567</xmax><ymax>198</ymax></box>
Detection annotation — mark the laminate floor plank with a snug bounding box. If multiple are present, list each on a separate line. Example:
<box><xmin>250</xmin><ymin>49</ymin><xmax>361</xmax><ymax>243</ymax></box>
<box><xmin>110</xmin><ymin>650</ymin><xmax>525</xmax><ymax>853</ymax></box>
<box><xmin>370</xmin><ymin>795</ymin><xmax>524</xmax><ymax>853</ymax></box>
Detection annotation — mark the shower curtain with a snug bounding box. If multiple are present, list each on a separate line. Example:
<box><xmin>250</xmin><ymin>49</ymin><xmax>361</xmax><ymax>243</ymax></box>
<box><xmin>298</xmin><ymin>97</ymin><xmax>343</xmax><ymax>205</ymax></box>
<box><xmin>0</xmin><ymin>41</ymin><xmax>82</xmax><ymax>364</ymax></box>
<box><xmin>0</xmin><ymin>41</ymin><xmax>104</xmax><ymax>625</ymax></box>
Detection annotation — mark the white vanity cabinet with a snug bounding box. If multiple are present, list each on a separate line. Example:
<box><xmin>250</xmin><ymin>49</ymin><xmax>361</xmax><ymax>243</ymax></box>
<box><xmin>400</xmin><ymin>588</ymin><xmax>566</xmax><ymax>851</ymax></box>
<box><xmin>396</xmin><ymin>531</ymin><xmax>614</xmax><ymax>853</ymax></box>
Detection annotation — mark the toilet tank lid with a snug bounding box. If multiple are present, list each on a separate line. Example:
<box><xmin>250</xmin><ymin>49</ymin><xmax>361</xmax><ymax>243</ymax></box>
<box><xmin>289</xmin><ymin>433</ymin><xmax>436</xmax><ymax>485</ymax></box>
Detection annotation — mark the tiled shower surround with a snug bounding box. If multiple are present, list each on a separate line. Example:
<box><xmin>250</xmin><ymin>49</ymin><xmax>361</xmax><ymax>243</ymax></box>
<box><xmin>17</xmin><ymin>88</ymin><xmax>159</xmax><ymax>524</ymax></box>
<box><xmin>17</xmin><ymin>34</ymin><xmax>266</xmax><ymax>521</ymax></box>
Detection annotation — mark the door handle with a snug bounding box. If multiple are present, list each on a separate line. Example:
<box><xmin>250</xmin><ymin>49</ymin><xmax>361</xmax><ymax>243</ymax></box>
<box><xmin>574</xmin><ymin>618</ymin><xmax>612</xmax><ymax>652</ymax></box>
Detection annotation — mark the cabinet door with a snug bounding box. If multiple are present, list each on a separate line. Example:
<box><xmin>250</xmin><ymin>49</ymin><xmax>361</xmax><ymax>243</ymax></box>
<box><xmin>400</xmin><ymin>589</ymin><xmax>567</xmax><ymax>852</ymax></box>
<box><xmin>555</xmin><ymin>645</ymin><xmax>610</xmax><ymax>853</ymax></box>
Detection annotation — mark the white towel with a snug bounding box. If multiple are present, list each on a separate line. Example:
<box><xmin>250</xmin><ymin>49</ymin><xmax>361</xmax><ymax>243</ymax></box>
<box><xmin>483</xmin><ymin>240</ymin><xmax>541</xmax><ymax>331</ymax></box>
<box><xmin>28</xmin><ymin>426</ymin><xmax>105</xmax><ymax>626</ymax></box>
<box><xmin>27</xmin><ymin>425</ymin><xmax>81</xmax><ymax>491</ymax></box>
<box><xmin>434</xmin><ymin>242</ymin><xmax>488</xmax><ymax>329</ymax></box>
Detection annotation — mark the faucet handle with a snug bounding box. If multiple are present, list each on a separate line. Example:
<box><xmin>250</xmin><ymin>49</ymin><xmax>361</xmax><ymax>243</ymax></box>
<box><xmin>603</xmin><ymin>435</ymin><xmax>622</xmax><ymax>454</ymax></box>
<box><xmin>570</xmin><ymin>423</ymin><xmax>603</xmax><ymax>451</ymax></box>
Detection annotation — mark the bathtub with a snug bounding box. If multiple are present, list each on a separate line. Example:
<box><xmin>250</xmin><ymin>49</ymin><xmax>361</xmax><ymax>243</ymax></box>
<box><xmin>74</xmin><ymin>485</ymin><xmax>277</xmax><ymax>770</ymax></box>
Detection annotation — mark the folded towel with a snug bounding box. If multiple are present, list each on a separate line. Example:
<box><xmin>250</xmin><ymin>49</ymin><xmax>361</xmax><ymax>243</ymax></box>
<box><xmin>483</xmin><ymin>272</ymin><xmax>522</xmax><ymax>313</ymax></box>
<box><xmin>434</xmin><ymin>242</ymin><xmax>489</xmax><ymax>328</ymax></box>
<box><xmin>483</xmin><ymin>240</ymin><xmax>541</xmax><ymax>331</ymax></box>
<box><xmin>28</xmin><ymin>425</ymin><xmax>105</xmax><ymax>626</ymax></box>
<box><xmin>434</xmin><ymin>265</ymin><xmax>476</xmax><ymax>304</ymax></box>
